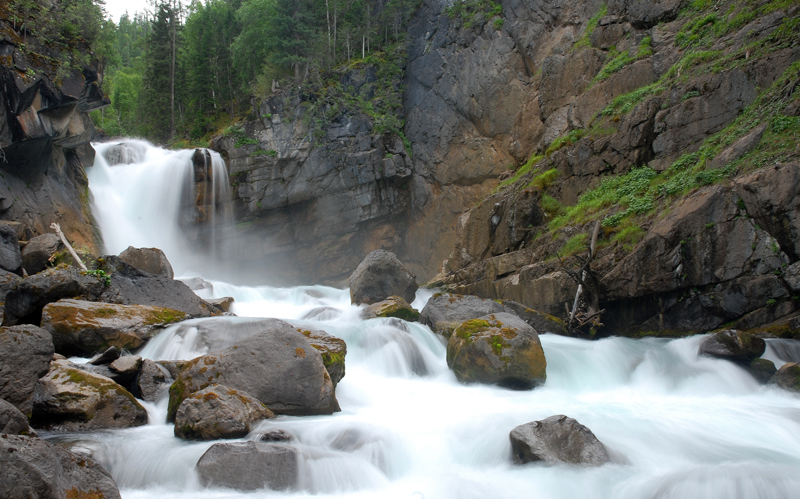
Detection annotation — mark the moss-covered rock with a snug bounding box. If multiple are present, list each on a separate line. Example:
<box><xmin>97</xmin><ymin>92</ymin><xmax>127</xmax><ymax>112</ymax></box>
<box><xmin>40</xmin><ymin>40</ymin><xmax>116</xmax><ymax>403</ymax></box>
<box><xmin>769</xmin><ymin>362</ymin><xmax>800</xmax><ymax>393</ymax></box>
<box><xmin>699</xmin><ymin>329</ymin><xmax>766</xmax><ymax>365</ymax></box>
<box><xmin>446</xmin><ymin>312</ymin><xmax>546</xmax><ymax>389</ymax></box>
<box><xmin>747</xmin><ymin>358</ymin><xmax>777</xmax><ymax>384</ymax></box>
<box><xmin>299</xmin><ymin>328</ymin><xmax>347</xmax><ymax>387</ymax></box>
<box><xmin>174</xmin><ymin>384</ymin><xmax>274</xmax><ymax>440</ymax></box>
<box><xmin>362</xmin><ymin>295</ymin><xmax>420</xmax><ymax>322</ymax></box>
<box><xmin>420</xmin><ymin>293</ymin><xmax>506</xmax><ymax>338</ymax></box>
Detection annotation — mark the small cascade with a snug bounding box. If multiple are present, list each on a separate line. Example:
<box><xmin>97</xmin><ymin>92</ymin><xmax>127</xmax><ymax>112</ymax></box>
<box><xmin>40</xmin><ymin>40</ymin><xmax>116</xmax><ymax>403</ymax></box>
<box><xmin>763</xmin><ymin>338</ymin><xmax>800</xmax><ymax>368</ymax></box>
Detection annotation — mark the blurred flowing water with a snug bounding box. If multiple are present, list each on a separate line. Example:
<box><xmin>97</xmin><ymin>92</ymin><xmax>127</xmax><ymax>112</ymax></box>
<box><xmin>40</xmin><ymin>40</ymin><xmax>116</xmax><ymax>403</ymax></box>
<box><xmin>77</xmin><ymin>141</ymin><xmax>800</xmax><ymax>499</ymax></box>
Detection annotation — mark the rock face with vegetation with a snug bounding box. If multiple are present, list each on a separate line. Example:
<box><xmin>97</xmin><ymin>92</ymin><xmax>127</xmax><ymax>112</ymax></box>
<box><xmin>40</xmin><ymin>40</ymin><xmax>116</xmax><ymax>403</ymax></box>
<box><xmin>447</xmin><ymin>312</ymin><xmax>547</xmax><ymax>389</ymax></box>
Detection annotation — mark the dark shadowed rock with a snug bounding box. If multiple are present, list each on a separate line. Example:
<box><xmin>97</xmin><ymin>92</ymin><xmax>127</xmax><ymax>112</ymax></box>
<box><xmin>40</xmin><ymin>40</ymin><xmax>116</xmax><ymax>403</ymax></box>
<box><xmin>0</xmin><ymin>223</ymin><xmax>23</xmax><ymax>276</ymax></box>
<box><xmin>88</xmin><ymin>346</ymin><xmax>121</xmax><ymax>365</ymax></box>
<box><xmin>174</xmin><ymin>384</ymin><xmax>274</xmax><ymax>440</ymax></box>
<box><xmin>0</xmin><ymin>268</ymin><xmax>22</xmax><ymax>301</ymax></box>
<box><xmin>196</xmin><ymin>441</ymin><xmax>299</xmax><ymax>491</ymax></box>
<box><xmin>420</xmin><ymin>293</ymin><xmax>507</xmax><ymax>338</ymax></box>
<box><xmin>769</xmin><ymin>362</ymin><xmax>800</xmax><ymax>393</ymax></box>
<box><xmin>137</xmin><ymin>359</ymin><xmax>174</xmax><ymax>402</ymax></box>
<box><xmin>362</xmin><ymin>296</ymin><xmax>420</xmax><ymax>322</ymax></box>
<box><xmin>0</xmin><ymin>324</ymin><xmax>54</xmax><ymax>416</ymax></box>
<box><xmin>109</xmin><ymin>355</ymin><xmax>143</xmax><ymax>386</ymax></box>
<box><xmin>609</xmin><ymin>0</ymin><xmax>682</xmax><ymax>28</ymax></box>
<box><xmin>0</xmin><ymin>398</ymin><xmax>37</xmax><ymax>436</ymax></box>
<box><xmin>119</xmin><ymin>246</ymin><xmax>175</xmax><ymax>278</ymax></box>
<box><xmin>97</xmin><ymin>256</ymin><xmax>217</xmax><ymax>318</ymax></box>
<box><xmin>500</xmin><ymin>301</ymin><xmax>568</xmax><ymax>336</ymax></box>
<box><xmin>447</xmin><ymin>313</ymin><xmax>547</xmax><ymax>389</ymax></box>
<box><xmin>207</xmin><ymin>296</ymin><xmax>234</xmax><ymax>313</ymax></box>
<box><xmin>299</xmin><ymin>328</ymin><xmax>347</xmax><ymax>387</ymax></box>
<box><xmin>349</xmin><ymin>250</ymin><xmax>418</xmax><ymax>305</ymax></box>
<box><xmin>41</xmin><ymin>299</ymin><xmax>189</xmax><ymax>357</ymax></box>
<box><xmin>748</xmin><ymin>358</ymin><xmax>777</xmax><ymax>384</ymax></box>
<box><xmin>257</xmin><ymin>429</ymin><xmax>295</xmax><ymax>442</ymax></box>
<box><xmin>21</xmin><ymin>233</ymin><xmax>62</xmax><ymax>275</ymax></box>
<box><xmin>699</xmin><ymin>330</ymin><xmax>766</xmax><ymax>365</ymax></box>
<box><xmin>510</xmin><ymin>415</ymin><xmax>610</xmax><ymax>466</ymax></box>
<box><xmin>32</xmin><ymin>359</ymin><xmax>148</xmax><ymax>432</ymax></box>
<box><xmin>168</xmin><ymin>319</ymin><xmax>339</xmax><ymax>420</ymax></box>
<box><xmin>0</xmin><ymin>434</ymin><xmax>121</xmax><ymax>499</ymax></box>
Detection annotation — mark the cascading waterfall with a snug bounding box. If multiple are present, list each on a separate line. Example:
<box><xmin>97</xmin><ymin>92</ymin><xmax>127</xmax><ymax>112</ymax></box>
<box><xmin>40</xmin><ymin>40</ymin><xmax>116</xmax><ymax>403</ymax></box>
<box><xmin>71</xmin><ymin>141</ymin><xmax>800</xmax><ymax>499</ymax></box>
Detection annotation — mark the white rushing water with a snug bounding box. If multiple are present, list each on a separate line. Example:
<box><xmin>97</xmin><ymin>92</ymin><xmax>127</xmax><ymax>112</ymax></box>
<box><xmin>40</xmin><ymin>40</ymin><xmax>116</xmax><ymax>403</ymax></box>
<box><xmin>75</xmin><ymin>141</ymin><xmax>800</xmax><ymax>499</ymax></box>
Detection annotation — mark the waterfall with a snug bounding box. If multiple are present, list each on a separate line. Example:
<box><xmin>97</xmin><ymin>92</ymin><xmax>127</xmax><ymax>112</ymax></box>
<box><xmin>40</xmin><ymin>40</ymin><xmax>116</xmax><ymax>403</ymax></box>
<box><xmin>74</xmin><ymin>141</ymin><xmax>800</xmax><ymax>499</ymax></box>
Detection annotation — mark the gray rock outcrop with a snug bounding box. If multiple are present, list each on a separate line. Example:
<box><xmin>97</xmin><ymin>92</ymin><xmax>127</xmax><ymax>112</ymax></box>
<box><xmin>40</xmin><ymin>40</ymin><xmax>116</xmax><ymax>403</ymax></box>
<box><xmin>196</xmin><ymin>441</ymin><xmax>299</xmax><ymax>491</ymax></box>
<box><xmin>349</xmin><ymin>250</ymin><xmax>418</xmax><ymax>305</ymax></box>
<box><xmin>0</xmin><ymin>398</ymin><xmax>37</xmax><ymax>436</ymax></box>
<box><xmin>0</xmin><ymin>223</ymin><xmax>23</xmax><ymax>276</ymax></box>
<box><xmin>21</xmin><ymin>233</ymin><xmax>62</xmax><ymax>275</ymax></box>
<box><xmin>769</xmin><ymin>362</ymin><xmax>800</xmax><ymax>393</ymax></box>
<box><xmin>510</xmin><ymin>415</ymin><xmax>610</xmax><ymax>466</ymax></box>
<box><xmin>137</xmin><ymin>359</ymin><xmax>174</xmax><ymax>402</ymax></box>
<box><xmin>119</xmin><ymin>246</ymin><xmax>175</xmax><ymax>278</ymax></box>
<box><xmin>174</xmin><ymin>384</ymin><xmax>274</xmax><ymax>440</ymax></box>
<box><xmin>699</xmin><ymin>330</ymin><xmax>767</xmax><ymax>365</ymax></box>
<box><xmin>0</xmin><ymin>324</ymin><xmax>54</xmax><ymax>416</ymax></box>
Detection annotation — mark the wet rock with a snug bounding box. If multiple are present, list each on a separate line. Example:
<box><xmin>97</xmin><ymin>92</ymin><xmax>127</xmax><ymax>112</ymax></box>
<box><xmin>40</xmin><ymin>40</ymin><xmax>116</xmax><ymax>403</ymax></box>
<box><xmin>349</xmin><ymin>250</ymin><xmax>418</xmax><ymax>305</ymax></box>
<box><xmin>174</xmin><ymin>384</ymin><xmax>274</xmax><ymax>440</ymax></box>
<box><xmin>0</xmin><ymin>324</ymin><xmax>54</xmax><ymax>416</ymax></box>
<box><xmin>299</xmin><ymin>328</ymin><xmax>347</xmax><ymax>387</ymax></box>
<box><xmin>96</xmin><ymin>255</ymin><xmax>217</xmax><ymax>318</ymax></box>
<box><xmin>137</xmin><ymin>359</ymin><xmax>174</xmax><ymax>402</ymax></box>
<box><xmin>179</xmin><ymin>277</ymin><xmax>214</xmax><ymax>291</ymax></box>
<box><xmin>195</xmin><ymin>441</ymin><xmax>299</xmax><ymax>491</ymax></box>
<box><xmin>699</xmin><ymin>330</ymin><xmax>766</xmax><ymax>365</ymax></box>
<box><xmin>0</xmin><ymin>222</ymin><xmax>23</xmax><ymax>276</ymax></box>
<box><xmin>510</xmin><ymin>415</ymin><xmax>610</xmax><ymax>466</ymax></box>
<box><xmin>362</xmin><ymin>296</ymin><xmax>420</xmax><ymax>322</ymax></box>
<box><xmin>447</xmin><ymin>312</ymin><xmax>547</xmax><ymax>389</ymax></box>
<box><xmin>768</xmin><ymin>362</ymin><xmax>800</xmax><ymax>393</ymax></box>
<box><xmin>207</xmin><ymin>296</ymin><xmax>234</xmax><ymax>313</ymax></box>
<box><xmin>0</xmin><ymin>398</ymin><xmax>37</xmax><ymax>436</ymax></box>
<box><xmin>420</xmin><ymin>293</ymin><xmax>506</xmax><ymax>338</ymax></box>
<box><xmin>41</xmin><ymin>299</ymin><xmax>190</xmax><ymax>357</ymax></box>
<box><xmin>168</xmin><ymin>319</ymin><xmax>339</xmax><ymax>420</ymax></box>
<box><xmin>0</xmin><ymin>434</ymin><xmax>121</xmax><ymax>499</ymax></box>
<box><xmin>21</xmin><ymin>233</ymin><xmax>62</xmax><ymax>275</ymax></box>
<box><xmin>118</xmin><ymin>246</ymin><xmax>175</xmax><ymax>278</ymax></box>
<box><xmin>31</xmin><ymin>359</ymin><xmax>147</xmax><ymax>432</ymax></box>
<box><xmin>748</xmin><ymin>358</ymin><xmax>777</xmax><ymax>384</ymax></box>
<box><xmin>257</xmin><ymin>429</ymin><xmax>295</xmax><ymax>442</ymax></box>
<box><xmin>109</xmin><ymin>355</ymin><xmax>143</xmax><ymax>386</ymax></box>
<box><xmin>88</xmin><ymin>346</ymin><xmax>121</xmax><ymax>365</ymax></box>
<box><xmin>501</xmin><ymin>301</ymin><xmax>568</xmax><ymax>336</ymax></box>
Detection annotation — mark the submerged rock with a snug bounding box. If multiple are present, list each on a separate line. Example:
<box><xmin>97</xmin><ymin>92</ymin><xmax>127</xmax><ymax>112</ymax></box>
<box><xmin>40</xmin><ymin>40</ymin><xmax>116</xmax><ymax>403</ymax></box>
<box><xmin>168</xmin><ymin>319</ymin><xmax>339</xmax><ymax>420</ymax></box>
<box><xmin>118</xmin><ymin>246</ymin><xmax>175</xmax><ymax>278</ymax></box>
<box><xmin>447</xmin><ymin>312</ymin><xmax>547</xmax><ymax>389</ymax></box>
<box><xmin>349</xmin><ymin>250</ymin><xmax>418</xmax><ymax>305</ymax></box>
<box><xmin>32</xmin><ymin>359</ymin><xmax>148</xmax><ymax>432</ymax></box>
<box><xmin>362</xmin><ymin>295</ymin><xmax>420</xmax><ymax>322</ymax></box>
<box><xmin>174</xmin><ymin>384</ymin><xmax>274</xmax><ymax>440</ymax></box>
<box><xmin>0</xmin><ymin>324</ymin><xmax>54</xmax><ymax>416</ymax></box>
<box><xmin>420</xmin><ymin>293</ymin><xmax>507</xmax><ymax>338</ymax></box>
<box><xmin>21</xmin><ymin>233</ymin><xmax>62</xmax><ymax>275</ymax></box>
<box><xmin>769</xmin><ymin>362</ymin><xmax>800</xmax><ymax>393</ymax></box>
<box><xmin>196</xmin><ymin>441</ymin><xmax>298</xmax><ymax>491</ymax></box>
<box><xmin>41</xmin><ymin>299</ymin><xmax>189</xmax><ymax>356</ymax></box>
<box><xmin>510</xmin><ymin>415</ymin><xmax>610</xmax><ymax>466</ymax></box>
<box><xmin>699</xmin><ymin>330</ymin><xmax>766</xmax><ymax>364</ymax></box>
<box><xmin>0</xmin><ymin>434</ymin><xmax>121</xmax><ymax>499</ymax></box>
<box><xmin>748</xmin><ymin>358</ymin><xmax>777</xmax><ymax>384</ymax></box>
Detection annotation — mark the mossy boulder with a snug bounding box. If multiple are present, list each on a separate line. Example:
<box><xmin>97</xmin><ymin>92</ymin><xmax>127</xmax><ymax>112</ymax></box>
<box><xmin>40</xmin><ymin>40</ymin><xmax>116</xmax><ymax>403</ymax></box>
<box><xmin>174</xmin><ymin>384</ymin><xmax>274</xmax><ymax>440</ymax></box>
<box><xmin>41</xmin><ymin>299</ymin><xmax>189</xmax><ymax>356</ymax></box>
<box><xmin>699</xmin><ymin>329</ymin><xmax>766</xmax><ymax>365</ymax></box>
<box><xmin>168</xmin><ymin>319</ymin><xmax>339</xmax><ymax>421</ymax></box>
<box><xmin>769</xmin><ymin>362</ymin><xmax>800</xmax><ymax>393</ymax></box>
<box><xmin>446</xmin><ymin>312</ymin><xmax>547</xmax><ymax>389</ymax></box>
<box><xmin>420</xmin><ymin>293</ymin><xmax>506</xmax><ymax>338</ymax></box>
<box><xmin>299</xmin><ymin>328</ymin><xmax>347</xmax><ymax>386</ymax></box>
<box><xmin>362</xmin><ymin>295</ymin><xmax>420</xmax><ymax>322</ymax></box>
<box><xmin>31</xmin><ymin>359</ymin><xmax>147</xmax><ymax>432</ymax></box>
<box><xmin>747</xmin><ymin>358</ymin><xmax>777</xmax><ymax>384</ymax></box>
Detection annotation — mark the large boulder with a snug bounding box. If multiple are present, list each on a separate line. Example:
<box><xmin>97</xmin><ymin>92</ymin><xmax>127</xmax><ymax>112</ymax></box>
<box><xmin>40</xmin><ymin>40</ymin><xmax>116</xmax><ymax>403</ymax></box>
<box><xmin>349</xmin><ymin>250</ymin><xmax>418</xmax><ymax>305</ymax></box>
<box><xmin>118</xmin><ymin>246</ymin><xmax>175</xmax><ymax>278</ymax></box>
<box><xmin>699</xmin><ymin>330</ymin><xmax>766</xmax><ymax>365</ymax></box>
<box><xmin>769</xmin><ymin>362</ymin><xmax>800</xmax><ymax>393</ymax></box>
<box><xmin>137</xmin><ymin>359</ymin><xmax>174</xmax><ymax>402</ymax></box>
<box><xmin>31</xmin><ymin>359</ymin><xmax>148</xmax><ymax>432</ymax></box>
<box><xmin>0</xmin><ymin>325</ymin><xmax>54</xmax><ymax>416</ymax></box>
<box><xmin>362</xmin><ymin>296</ymin><xmax>420</xmax><ymax>322</ymax></box>
<box><xmin>0</xmin><ymin>222</ymin><xmax>23</xmax><ymax>276</ymax></box>
<box><xmin>195</xmin><ymin>441</ymin><xmax>299</xmax><ymax>491</ymax></box>
<box><xmin>41</xmin><ymin>299</ymin><xmax>189</xmax><ymax>356</ymax></box>
<box><xmin>0</xmin><ymin>434</ymin><xmax>121</xmax><ymax>499</ymax></box>
<box><xmin>174</xmin><ymin>384</ymin><xmax>274</xmax><ymax>440</ymax></box>
<box><xmin>96</xmin><ymin>255</ymin><xmax>217</xmax><ymax>318</ymax></box>
<box><xmin>168</xmin><ymin>319</ymin><xmax>339</xmax><ymax>420</ymax></box>
<box><xmin>509</xmin><ymin>415</ymin><xmax>610</xmax><ymax>466</ymax></box>
<box><xmin>0</xmin><ymin>398</ymin><xmax>37</xmax><ymax>436</ymax></box>
<box><xmin>21</xmin><ymin>233</ymin><xmax>62</xmax><ymax>275</ymax></box>
<box><xmin>299</xmin><ymin>328</ymin><xmax>347</xmax><ymax>386</ymax></box>
<box><xmin>446</xmin><ymin>313</ymin><xmax>547</xmax><ymax>389</ymax></box>
<box><xmin>420</xmin><ymin>293</ymin><xmax>507</xmax><ymax>338</ymax></box>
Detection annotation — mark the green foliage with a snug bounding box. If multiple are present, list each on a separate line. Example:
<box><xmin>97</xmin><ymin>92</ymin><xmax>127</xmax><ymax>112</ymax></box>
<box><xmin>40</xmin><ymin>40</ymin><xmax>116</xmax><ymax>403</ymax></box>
<box><xmin>235</xmin><ymin>137</ymin><xmax>259</xmax><ymax>148</ymax></box>
<box><xmin>610</xmin><ymin>224</ymin><xmax>646</xmax><ymax>251</ymax></box>
<box><xmin>574</xmin><ymin>3</ymin><xmax>607</xmax><ymax>50</ymax></box>
<box><xmin>527</xmin><ymin>169</ymin><xmax>560</xmax><ymax>190</ymax></box>
<box><xmin>446</xmin><ymin>0</ymin><xmax>504</xmax><ymax>30</ymax></box>
<box><xmin>83</xmin><ymin>269</ymin><xmax>111</xmax><ymax>286</ymax></box>
<box><xmin>559</xmin><ymin>233</ymin><xmax>588</xmax><ymax>258</ymax></box>
<box><xmin>497</xmin><ymin>154</ymin><xmax>544</xmax><ymax>190</ymax></box>
<box><xmin>540</xmin><ymin>194</ymin><xmax>564</xmax><ymax>217</ymax></box>
<box><xmin>546</xmin><ymin>130</ymin><xmax>585</xmax><ymax>155</ymax></box>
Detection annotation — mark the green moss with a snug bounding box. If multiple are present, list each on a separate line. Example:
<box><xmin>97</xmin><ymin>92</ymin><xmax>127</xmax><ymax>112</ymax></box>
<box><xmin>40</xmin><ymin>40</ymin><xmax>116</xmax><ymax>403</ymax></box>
<box><xmin>455</xmin><ymin>319</ymin><xmax>492</xmax><ymax>343</ymax></box>
<box><xmin>496</xmin><ymin>154</ymin><xmax>544</xmax><ymax>191</ymax></box>
<box><xmin>377</xmin><ymin>306</ymin><xmax>421</xmax><ymax>322</ymax></box>
<box><xmin>526</xmin><ymin>168</ymin><xmax>560</xmax><ymax>190</ymax></box>
<box><xmin>574</xmin><ymin>3</ymin><xmax>607</xmax><ymax>50</ymax></box>
<box><xmin>558</xmin><ymin>233</ymin><xmax>588</xmax><ymax>258</ymax></box>
<box><xmin>144</xmin><ymin>308</ymin><xmax>187</xmax><ymax>326</ymax></box>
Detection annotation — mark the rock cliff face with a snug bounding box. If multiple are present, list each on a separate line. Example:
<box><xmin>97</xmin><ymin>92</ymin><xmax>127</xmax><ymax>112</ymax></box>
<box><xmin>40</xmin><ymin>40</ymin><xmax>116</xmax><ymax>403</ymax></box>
<box><xmin>0</xmin><ymin>13</ymin><xmax>106</xmax><ymax>253</ymax></box>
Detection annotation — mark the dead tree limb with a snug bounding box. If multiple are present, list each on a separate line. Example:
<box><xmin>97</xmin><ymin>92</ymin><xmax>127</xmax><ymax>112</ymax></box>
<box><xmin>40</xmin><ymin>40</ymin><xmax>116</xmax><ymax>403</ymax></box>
<box><xmin>50</xmin><ymin>223</ymin><xmax>87</xmax><ymax>271</ymax></box>
<box><xmin>568</xmin><ymin>221</ymin><xmax>601</xmax><ymax>329</ymax></box>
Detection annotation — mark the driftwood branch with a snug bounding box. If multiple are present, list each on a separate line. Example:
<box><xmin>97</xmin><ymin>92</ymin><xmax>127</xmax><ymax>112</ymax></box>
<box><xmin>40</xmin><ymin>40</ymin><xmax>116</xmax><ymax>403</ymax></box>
<box><xmin>50</xmin><ymin>223</ymin><xmax>87</xmax><ymax>271</ymax></box>
<box><xmin>568</xmin><ymin>221</ymin><xmax>602</xmax><ymax>329</ymax></box>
